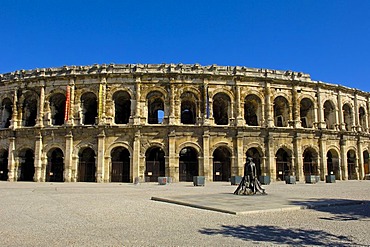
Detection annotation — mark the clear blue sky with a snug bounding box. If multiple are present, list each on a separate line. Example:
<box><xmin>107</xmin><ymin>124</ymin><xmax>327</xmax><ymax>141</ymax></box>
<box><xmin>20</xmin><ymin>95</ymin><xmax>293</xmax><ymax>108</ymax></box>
<box><xmin>1</xmin><ymin>0</ymin><xmax>370</xmax><ymax>91</ymax></box>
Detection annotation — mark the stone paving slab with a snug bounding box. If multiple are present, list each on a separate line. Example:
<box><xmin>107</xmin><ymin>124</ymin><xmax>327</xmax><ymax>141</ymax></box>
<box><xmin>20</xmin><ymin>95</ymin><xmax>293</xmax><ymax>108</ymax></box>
<box><xmin>151</xmin><ymin>191</ymin><xmax>366</xmax><ymax>215</ymax></box>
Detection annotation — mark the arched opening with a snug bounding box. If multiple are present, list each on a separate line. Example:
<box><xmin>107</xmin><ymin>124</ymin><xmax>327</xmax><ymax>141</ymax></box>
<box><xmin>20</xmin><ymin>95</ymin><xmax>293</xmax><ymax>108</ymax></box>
<box><xmin>276</xmin><ymin>148</ymin><xmax>291</xmax><ymax>181</ymax></box>
<box><xmin>1</xmin><ymin>98</ymin><xmax>12</xmax><ymax>128</ymax></box>
<box><xmin>145</xmin><ymin>147</ymin><xmax>165</xmax><ymax>182</ymax></box>
<box><xmin>81</xmin><ymin>92</ymin><xmax>97</xmax><ymax>125</ymax></box>
<box><xmin>246</xmin><ymin>148</ymin><xmax>262</xmax><ymax>179</ymax></box>
<box><xmin>111</xmin><ymin>147</ymin><xmax>130</xmax><ymax>182</ymax></box>
<box><xmin>363</xmin><ymin>150</ymin><xmax>369</xmax><ymax>177</ymax></box>
<box><xmin>244</xmin><ymin>94</ymin><xmax>261</xmax><ymax>126</ymax></box>
<box><xmin>303</xmin><ymin>148</ymin><xmax>318</xmax><ymax>176</ymax></box>
<box><xmin>46</xmin><ymin>148</ymin><xmax>64</xmax><ymax>182</ymax></box>
<box><xmin>347</xmin><ymin>150</ymin><xmax>356</xmax><ymax>180</ymax></box>
<box><xmin>147</xmin><ymin>91</ymin><xmax>165</xmax><ymax>124</ymax></box>
<box><xmin>0</xmin><ymin>149</ymin><xmax>8</xmax><ymax>181</ymax></box>
<box><xmin>359</xmin><ymin>107</ymin><xmax>366</xmax><ymax>131</ymax></box>
<box><xmin>273</xmin><ymin>96</ymin><xmax>290</xmax><ymax>127</ymax></box>
<box><xmin>22</xmin><ymin>92</ymin><xmax>38</xmax><ymax>127</ymax></box>
<box><xmin>213</xmin><ymin>93</ymin><xmax>230</xmax><ymax>125</ymax></box>
<box><xmin>213</xmin><ymin>146</ymin><xmax>231</xmax><ymax>181</ymax></box>
<box><xmin>181</xmin><ymin>92</ymin><xmax>197</xmax><ymax>124</ymax></box>
<box><xmin>78</xmin><ymin>148</ymin><xmax>96</xmax><ymax>182</ymax></box>
<box><xmin>113</xmin><ymin>91</ymin><xmax>131</xmax><ymax>124</ymax></box>
<box><xmin>342</xmin><ymin>104</ymin><xmax>353</xmax><ymax>131</ymax></box>
<box><xmin>49</xmin><ymin>93</ymin><xmax>66</xmax><ymax>126</ymax></box>
<box><xmin>327</xmin><ymin>150</ymin><xmax>340</xmax><ymax>180</ymax></box>
<box><xmin>18</xmin><ymin>149</ymin><xmax>35</xmax><ymax>181</ymax></box>
<box><xmin>300</xmin><ymin>98</ymin><xmax>314</xmax><ymax>128</ymax></box>
<box><xmin>323</xmin><ymin>100</ymin><xmax>336</xmax><ymax>129</ymax></box>
<box><xmin>179</xmin><ymin>147</ymin><xmax>198</xmax><ymax>182</ymax></box>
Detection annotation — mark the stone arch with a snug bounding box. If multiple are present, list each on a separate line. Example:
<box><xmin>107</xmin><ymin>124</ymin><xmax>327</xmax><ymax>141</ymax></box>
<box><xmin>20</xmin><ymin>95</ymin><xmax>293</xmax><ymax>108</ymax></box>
<box><xmin>147</xmin><ymin>90</ymin><xmax>165</xmax><ymax>124</ymax></box>
<box><xmin>213</xmin><ymin>92</ymin><xmax>231</xmax><ymax>125</ymax></box>
<box><xmin>46</xmin><ymin>148</ymin><xmax>64</xmax><ymax>182</ymax></box>
<box><xmin>81</xmin><ymin>92</ymin><xmax>98</xmax><ymax>125</ymax></box>
<box><xmin>212</xmin><ymin>146</ymin><xmax>231</xmax><ymax>181</ymax></box>
<box><xmin>0</xmin><ymin>149</ymin><xmax>8</xmax><ymax>181</ymax></box>
<box><xmin>18</xmin><ymin>148</ymin><xmax>35</xmax><ymax>181</ymax></box>
<box><xmin>107</xmin><ymin>86</ymin><xmax>134</xmax><ymax>101</ymax></box>
<box><xmin>110</xmin><ymin>146</ymin><xmax>130</xmax><ymax>182</ymax></box>
<box><xmin>327</xmin><ymin>149</ymin><xmax>340</xmax><ymax>180</ymax></box>
<box><xmin>275</xmin><ymin>147</ymin><xmax>293</xmax><ymax>181</ymax></box>
<box><xmin>1</xmin><ymin>97</ymin><xmax>13</xmax><ymax>128</ymax></box>
<box><xmin>177</xmin><ymin>141</ymin><xmax>202</xmax><ymax>156</ymax></box>
<box><xmin>145</xmin><ymin>146</ymin><xmax>166</xmax><ymax>182</ymax></box>
<box><xmin>180</xmin><ymin>91</ymin><xmax>198</xmax><ymax>124</ymax></box>
<box><xmin>209</xmin><ymin>87</ymin><xmax>234</xmax><ymax>101</ymax></box>
<box><xmin>342</xmin><ymin>103</ymin><xmax>354</xmax><ymax>131</ymax></box>
<box><xmin>323</xmin><ymin>100</ymin><xmax>337</xmax><ymax>129</ymax></box>
<box><xmin>113</xmin><ymin>90</ymin><xmax>131</xmax><ymax>124</ymax></box>
<box><xmin>48</xmin><ymin>92</ymin><xmax>66</xmax><ymax>126</ymax></box>
<box><xmin>244</xmin><ymin>94</ymin><xmax>262</xmax><ymax>126</ymax></box>
<box><xmin>302</xmin><ymin>147</ymin><xmax>319</xmax><ymax>176</ymax></box>
<box><xmin>78</xmin><ymin>147</ymin><xmax>96</xmax><ymax>182</ymax></box>
<box><xmin>273</xmin><ymin>96</ymin><xmax>290</xmax><ymax>127</ymax></box>
<box><xmin>300</xmin><ymin>97</ymin><xmax>315</xmax><ymax>128</ymax></box>
<box><xmin>179</xmin><ymin>146</ymin><xmax>199</xmax><ymax>182</ymax></box>
<box><xmin>21</xmin><ymin>90</ymin><xmax>39</xmax><ymax>127</ymax></box>
<box><xmin>358</xmin><ymin>105</ymin><xmax>367</xmax><ymax>131</ymax></box>
<box><xmin>106</xmin><ymin>141</ymin><xmax>133</xmax><ymax>158</ymax></box>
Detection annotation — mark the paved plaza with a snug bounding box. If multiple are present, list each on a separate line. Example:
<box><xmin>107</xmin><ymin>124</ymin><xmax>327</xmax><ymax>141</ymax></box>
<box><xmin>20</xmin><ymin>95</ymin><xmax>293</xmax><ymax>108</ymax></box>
<box><xmin>0</xmin><ymin>180</ymin><xmax>369</xmax><ymax>246</ymax></box>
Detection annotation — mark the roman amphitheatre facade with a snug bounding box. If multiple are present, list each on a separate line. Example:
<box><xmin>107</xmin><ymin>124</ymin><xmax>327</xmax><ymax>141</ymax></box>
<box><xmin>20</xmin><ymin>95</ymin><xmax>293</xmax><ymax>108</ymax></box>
<box><xmin>0</xmin><ymin>63</ymin><xmax>369</xmax><ymax>183</ymax></box>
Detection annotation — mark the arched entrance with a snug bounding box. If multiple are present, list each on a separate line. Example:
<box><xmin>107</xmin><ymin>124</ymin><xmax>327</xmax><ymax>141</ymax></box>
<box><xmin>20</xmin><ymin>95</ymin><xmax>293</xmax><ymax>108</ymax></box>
<box><xmin>179</xmin><ymin>147</ymin><xmax>198</xmax><ymax>182</ymax></box>
<box><xmin>18</xmin><ymin>149</ymin><xmax>35</xmax><ymax>181</ymax></box>
<box><xmin>111</xmin><ymin>147</ymin><xmax>130</xmax><ymax>182</ymax></box>
<box><xmin>363</xmin><ymin>150</ymin><xmax>369</xmax><ymax>177</ymax></box>
<box><xmin>78</xmin><ymin>148</ymin><xmax>96</xmax><ymax>182</ymax></box>
<box><xmin>46</xmin><ymin>148</ymin><xmax>64</xmax><ymax>182</ymax></box>
<box><xmin>246</xmin><ymin>148</ymin><xmax>262</xmax><ymax>179</ymax></box>
<box><xmin>276</xmin><ymin>148</ymin><xmax>291</xmax><ymax>181</ymax></box>
<box><xmin>0</xmin><ymin>149</ymin><xmax>8</xmax><ymax>181</ymax></box>
<box><xmin>213</xmin><ymin>146</ymin><xmax>231</xmax><ymax>181</ymax></box>
<box><xmin>145</xmin><ymin>147</ymin><xmax>165</xmax><ymax>182</ymax></box>
<box><xmin>347</xmin><ymin>150</ymin><xmax>357</xmax><ymax>180</ymax></box>
<box><xmin>327</xmin><ymin>150</ymin><xmax>340</xmax><ymax>180</ymax></box>
<box><xmin>303</xmin><ymin>148</ymin><xmax>318</xmax><ymax>176</ymax></box>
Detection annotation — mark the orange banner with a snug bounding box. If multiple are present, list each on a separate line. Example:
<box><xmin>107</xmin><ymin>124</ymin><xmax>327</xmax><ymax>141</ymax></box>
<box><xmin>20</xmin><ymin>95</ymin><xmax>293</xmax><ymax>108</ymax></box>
<box><xmin>64</xmin><ymin>85</ymin><xmax>70</xmax><ymax>121</ymax></box>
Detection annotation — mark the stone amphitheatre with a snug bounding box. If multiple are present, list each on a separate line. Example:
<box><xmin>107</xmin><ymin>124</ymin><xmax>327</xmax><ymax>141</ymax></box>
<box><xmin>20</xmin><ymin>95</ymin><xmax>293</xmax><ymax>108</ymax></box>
<box><xmin>0</xmin><ymin>63</ymin><xmax>369</xmax><ymax>183</ymax></box>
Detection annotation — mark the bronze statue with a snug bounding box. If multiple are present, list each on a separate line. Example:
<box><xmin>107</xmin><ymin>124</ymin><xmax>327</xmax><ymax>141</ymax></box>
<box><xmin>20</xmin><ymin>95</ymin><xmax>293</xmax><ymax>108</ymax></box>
<box><xmin>234</xmin><ymin>157</ymin><xmax>267</xmax><ymax>195</ymax></box>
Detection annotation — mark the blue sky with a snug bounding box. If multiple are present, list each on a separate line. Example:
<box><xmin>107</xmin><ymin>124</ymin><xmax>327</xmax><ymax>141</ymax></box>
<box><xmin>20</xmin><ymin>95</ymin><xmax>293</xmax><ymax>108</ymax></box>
<box><xmin>1</xmin><ymin>0</ymin><xmax>370</xmax><ymax>91</ymax></box>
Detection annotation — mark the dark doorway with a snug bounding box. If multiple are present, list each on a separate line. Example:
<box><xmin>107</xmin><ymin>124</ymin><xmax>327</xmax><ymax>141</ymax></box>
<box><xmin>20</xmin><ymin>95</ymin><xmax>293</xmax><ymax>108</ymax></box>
<box><xmin>113</xmin><ymin>91</ymin><xmax>131</xmax><ymax>124</ymax></box>
<box><xmin>145</xmin><ymin>147</ymin><xmax>165</xmax><ymax>182</ymax></box>
<box><xmin>81</xmin><ymin>92</ymin><xmax>97</xmax><ymax>125</ymax></box>
<box><xmin>276</xmin><ymin>148</ymin><xmax>290</xmax><ymax>181</ymax></box>
<box><xmin>363</xmin><ymin>150</ymin><xmax>369</xmax><ymax>177</ymax></box>
<box><xmin>327</xmin><ymin>150</ymin><xmax>340</xmax><ymax>180</ymax></box>
<box><xmin>111</xmin><ymin>147</ymin><xmax>130</xmax><ymax>182</ymax></box>
<box><xmin>179</xmin><ymin>147</ymin><xmax>198</xmax><ymax>182</ymax></box>
<box><xmin>213</xmin><ymin>147</ymin><xmax>231</xmax><ymax>181</ymax></box>
<box><xmin>78</xmin><ymin>148</ymin><xmax>96</xmax><ymax>182</ymax></box>
<box><xmin>347</xmin><ymin>150</ymin><xmax>356</xmax><ymax>180</ymax></box>
<box><xmin>246</xmin><ymin>148</ymin><xmax>262</xmax><ymax>179</ymax></box>
<box><xmin>1</xmin><ymin>98</ymin><xmax>12</xmax><ymax>128</ymax></box>
<box><xmin>18</xmin><ymin>149</ymin><xmax>35</xmax><ymax>181</ymax></box>
<box><xmin>0</xmin><ymin>149</ymin><xmax>8</xmax><ymax>181</ymax></box>
<box><xmin>303</xmin><ymin>149</ymin><xmax>318</xmax><ymax>176</ymax></box>
<box><xmin>49</xmin><ymin>93</ymin><xmax>66</xmax><ymax>126</ymax></box>
<box><xmin>46</xmin><ymin>148</ymin><xmax>64</xmax><ymax>182</ymax></box>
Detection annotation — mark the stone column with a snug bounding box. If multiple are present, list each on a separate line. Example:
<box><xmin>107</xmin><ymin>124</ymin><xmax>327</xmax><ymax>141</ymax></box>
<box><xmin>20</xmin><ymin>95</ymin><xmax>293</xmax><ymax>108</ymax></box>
<box><xmin>11</xmin><ymin>90</ymin><xmax>18</xmax><ymax>129</ymax></box>
<box><xmin>235</xmin><ymin>84</ymin><xmax>244</xmax><ymax>126</ymax></box>
<box><xmin>37</xmin><ymin>84</ymin><xmax>45</xmax><ymax>127</ymax></box>
<box><xmin>134</xmin><ymin>79</ymin><xmax>141</xmax><ymax>125</ymax></box>
<box><xmin>317</xmin><ymin>86</ymin><xmax>325</xmax><ymax>129</ymax></box>
<box><xmin>267</xmin><ymin>135</ymin><xmax>275</xmax><ymax>180</ymax></box>
<box><xmin>104</xmin><ymin>156</ymin><xmax>110</xmax><ymax>182</ymax></box>
<box><xmin>202</xmin><ymin>131</ymin><xmax>210</xmax><ymax>181</ymax></box>
<box><xmin>68</xmin><ymin>79</ymin><xmax>75</xmax><ymax>125</ymax></box>
<box><xmin>167</xmin><ymin>130</ymin><xmax>178</xmax><ymax>181</ymax></box>
<box><xmin>98</xmin><ymin>77</ymin><xmax>107</xmax><ymax>125</ymax></box>
<box><xmin>354</xmin><ymin>92</ymin><xmax>360</xmax><ymax>131</ymax></box>
<box><xmin>340</xmin><ymin>139</ymin><xmax>347</xmax><ymax>180</ymax></box>
<box><xmin>337</xmin><ymin>91</ymin><xmax>345</xmax><ymax>130</ymax></box>
<box><xmin>34</xmin><ymin>132</ymin><xmax>43</xmax><ymax>182</ymax></box>
<box><xmin>64</xmin><ymin>131</ymin><xmax>73</xmax><ymax>182</ymax></box>
<box><xmin>96</xmin><ymin>130</ymin><xmax>105</xmax><ymax>183</ymax></box>
<box><xmin>7</xmin><ymin>137</ymin><xmax>16</xmax><ymax>181</ymax></box>
<box><xmin>203</xmin><ymin>81</ymin><xmax>210</xmax><ymax>125</ymax></box>
<box><xmin>169</xmin><ymin>83</ymin><xmax>176</xmax><ymax>125</ymax></box>
<box><xmin>235</xmin><ymin>132</ymin><xmax>244</xmax><ymax>176</ymax></box>
<box><xmin>319</xmin><ymin>136</ymin><xmax>327</xmax><ymax>180</ymax></box>
<box><xmin>265</xmin><ymin>81</ymin><xmax>274</xmax><ymax>127</ymax></box>
<box><xmin>294</xmin><ymin>134</ymin><xmax>304</xmax><ymax>181</ymax></box>
<box><xmin>292</xmin><ymin>85</ymin><xmax>301</xmax><ymax>128</ymax></box>
<box><xmin>132</xmin><ymin>130</ymin><xmax>141</xmax><ymax>182</ymax></box>
<box><xmin>72</xmin><ymin>155</ymin><xmax>78</xmax><ymax>182</ymax></box>
<box><xmin>357</xmin><ymin>138</ymin><xmax>364</xmax><ymax>180</ymax></box>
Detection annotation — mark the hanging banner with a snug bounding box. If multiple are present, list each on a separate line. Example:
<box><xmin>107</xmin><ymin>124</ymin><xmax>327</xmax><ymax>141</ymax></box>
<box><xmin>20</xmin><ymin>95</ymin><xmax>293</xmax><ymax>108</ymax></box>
<box><xmin>98</xmin><ymin>83</ymin><xmax>103</xmax><ymax>118</ymax></box>
<box><xmin>64</xmin><ymin>85</ymin><xmax>70</xmax><ymax>121</ymax></box>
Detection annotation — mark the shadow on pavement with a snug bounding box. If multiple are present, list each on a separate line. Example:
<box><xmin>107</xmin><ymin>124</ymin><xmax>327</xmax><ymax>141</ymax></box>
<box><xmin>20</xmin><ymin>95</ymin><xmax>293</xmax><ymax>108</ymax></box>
<box><xmin>199</xmin><ymin>225</ymin><xmax>355</xmax><ymax>246</ymax></box>
<box><xmin>289</xmin><ymin>199</ymin><xmax>370</xmax><ymax>221</ymax></box>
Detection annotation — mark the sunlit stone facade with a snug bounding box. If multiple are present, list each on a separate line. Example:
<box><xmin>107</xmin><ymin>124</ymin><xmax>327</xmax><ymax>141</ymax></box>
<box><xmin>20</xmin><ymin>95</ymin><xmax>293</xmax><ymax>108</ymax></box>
<box><xmin>0</xmin><ymin>64</ymin><xmax>369</xmax><ymax>183</ymax></box>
